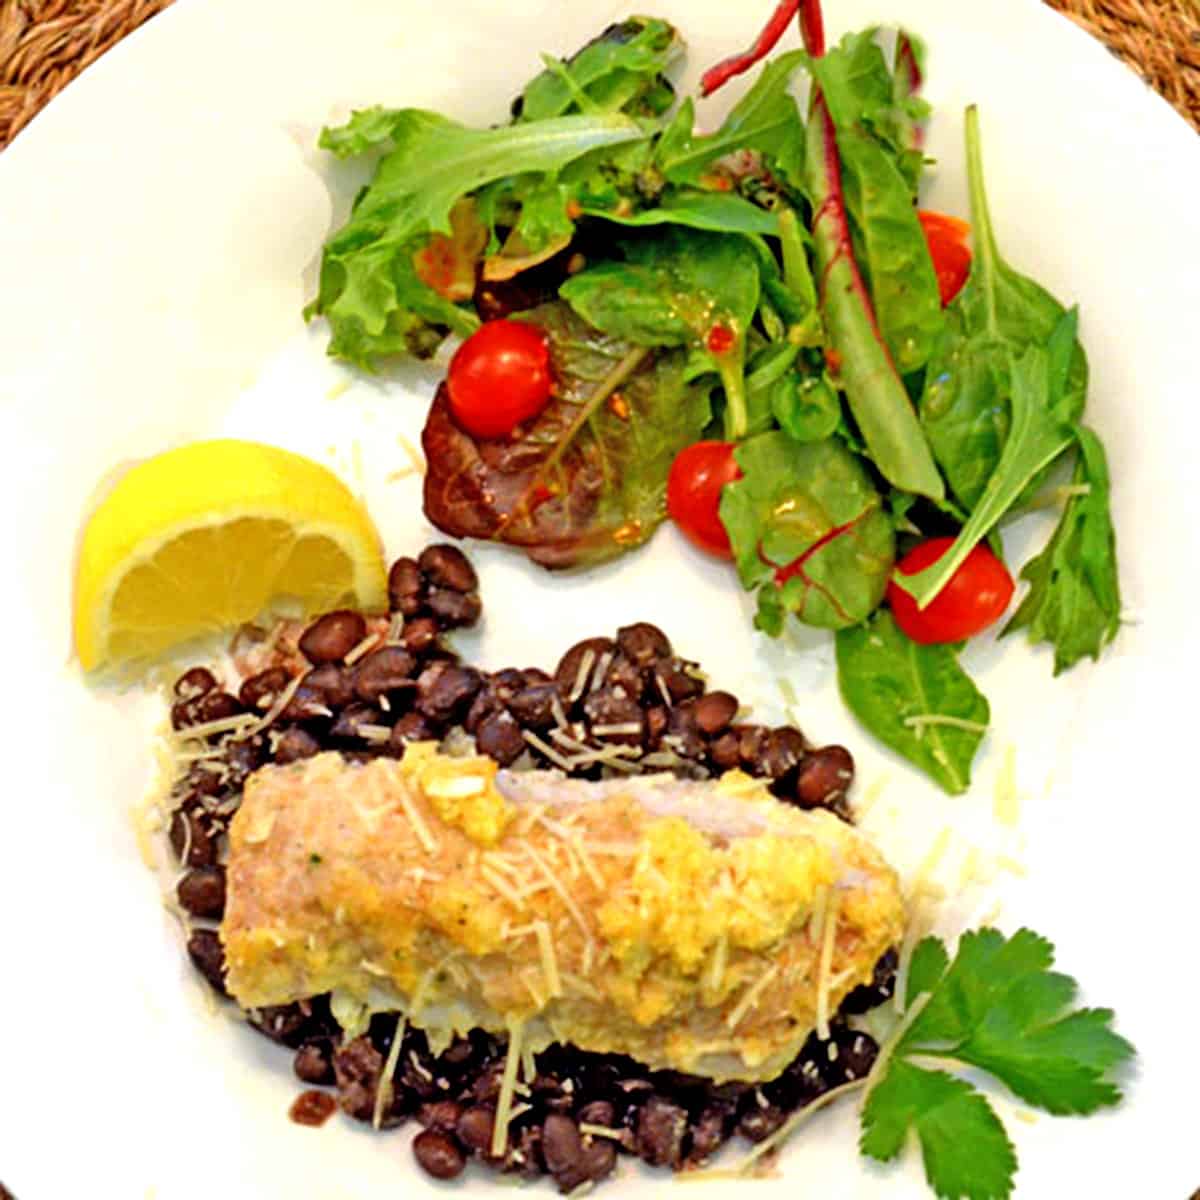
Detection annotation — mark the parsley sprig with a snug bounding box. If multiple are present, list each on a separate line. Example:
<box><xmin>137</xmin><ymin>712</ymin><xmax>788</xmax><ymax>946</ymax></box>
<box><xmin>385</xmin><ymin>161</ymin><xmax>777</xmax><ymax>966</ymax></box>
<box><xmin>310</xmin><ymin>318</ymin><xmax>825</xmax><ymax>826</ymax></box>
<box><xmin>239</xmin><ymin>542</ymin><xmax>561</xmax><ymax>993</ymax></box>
<box><xmin>860</xmin><ymin>927</ymin><xmax>1135</xmax><ymax>1198</ymax></box>
<box><xmin>737</xmin><ymin>926</ymin><xmax>1134</xmax><ymax>1199</ymax></box>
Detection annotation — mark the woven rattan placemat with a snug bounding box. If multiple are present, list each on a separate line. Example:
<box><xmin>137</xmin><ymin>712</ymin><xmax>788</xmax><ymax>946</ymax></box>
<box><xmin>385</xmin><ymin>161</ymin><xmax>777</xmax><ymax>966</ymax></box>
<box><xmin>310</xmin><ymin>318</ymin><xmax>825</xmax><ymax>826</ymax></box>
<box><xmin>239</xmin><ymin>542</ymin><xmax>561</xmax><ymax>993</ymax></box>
<box><xmin>2</xmin><ymin>0</ymin><xmax>1197</xmax><ymax>148</ymax></box>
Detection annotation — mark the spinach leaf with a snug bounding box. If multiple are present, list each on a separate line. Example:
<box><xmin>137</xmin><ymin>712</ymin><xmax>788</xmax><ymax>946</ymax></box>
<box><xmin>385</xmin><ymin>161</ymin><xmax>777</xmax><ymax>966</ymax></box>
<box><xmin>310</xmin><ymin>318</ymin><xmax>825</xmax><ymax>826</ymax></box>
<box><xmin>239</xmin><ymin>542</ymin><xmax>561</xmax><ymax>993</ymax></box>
<box><xmin>897</xmin><ymin>311</ymin><xmax>1078</xmax><ymax>608</ymax></box>
<box><xmin>1002</xmin><ymin>426</ymin><xmax>1121</xmax><ymax>672</ymax></box>
<box><xmin>307</xmin><ymin>109</ymin><xmax>646</xmax><ymax>368</ymax></box>
<box><xmin>836</xmin><ymin>610</ymin><xmax>990</xmax><ymax>794</ymax></box>
<box><xmin>771</xmin><ymin>371</ymin><xmax>841</xmax><ymax>442</ymax></box>
<box><xmin>804</xmin><ymin>97</ymin><xmax>944</xmax><ymax>498</ymax></box>
<box><xmin>657</xmin><ymin>52</ymin><xmax>808</xmax><ymax>187</ymax></box>
<box><xmin>581</xmin><ymin>189</ymin><xmax>781</xmax><ymax>237</ymax></box>
<box><xmin>559</xmin><ymin>228</ymin><xmax>761</xmax><ymax>438</ymax></box>
<box><xmin>515</xmin><ymin>17</ymin><xmax>681</xmax><ymax>122</ymax></box>
<box><xmin>837</xmin><ymin>123</ymin><xmax>944</xmax><ymax>374</ymax></box>
<box><xmin>421</xmin><ymin>301</ymin><xmax>709</xmax><ymax>569</ymax></box>
<box><xmin>919</xmin><ymin>105</ymin><xmax>1087</xmax><ymax>509</ymax></box>
<box><xmin>720</xmin><ymin>432</ymin><xmax>895</xmax><ymax>631</ymax></box>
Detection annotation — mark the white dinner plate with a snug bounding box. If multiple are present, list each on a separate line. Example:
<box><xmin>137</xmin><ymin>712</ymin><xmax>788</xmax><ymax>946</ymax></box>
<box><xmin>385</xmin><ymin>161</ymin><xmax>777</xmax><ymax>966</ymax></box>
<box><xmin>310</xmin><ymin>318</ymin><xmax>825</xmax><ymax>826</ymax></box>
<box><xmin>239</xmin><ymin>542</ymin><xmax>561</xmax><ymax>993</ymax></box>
<box><xmin>1</xmin><ymin>1</ymin><xmax>1197</xmax><ymax>1196</ymax></box>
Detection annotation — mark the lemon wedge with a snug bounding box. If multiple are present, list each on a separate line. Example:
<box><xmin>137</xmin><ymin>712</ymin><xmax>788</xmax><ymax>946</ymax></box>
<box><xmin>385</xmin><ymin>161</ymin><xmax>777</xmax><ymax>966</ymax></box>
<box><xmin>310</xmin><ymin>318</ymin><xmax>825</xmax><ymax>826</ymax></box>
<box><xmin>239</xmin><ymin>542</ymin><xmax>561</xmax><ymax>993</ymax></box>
<box><xmin>72</xmin><ymin>439</ymin><xmax>388</xmax><ymax>672</ymax></box>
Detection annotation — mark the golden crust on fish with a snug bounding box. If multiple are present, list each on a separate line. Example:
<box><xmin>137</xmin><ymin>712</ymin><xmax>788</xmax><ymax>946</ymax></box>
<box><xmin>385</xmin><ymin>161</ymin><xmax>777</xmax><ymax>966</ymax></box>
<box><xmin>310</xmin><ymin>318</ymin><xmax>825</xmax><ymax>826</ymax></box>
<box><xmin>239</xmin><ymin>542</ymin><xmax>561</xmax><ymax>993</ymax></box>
<box><xmin>221</xmin><ymin>745</ymin><xmax>904</xmax><ymax>1082</ymax></box>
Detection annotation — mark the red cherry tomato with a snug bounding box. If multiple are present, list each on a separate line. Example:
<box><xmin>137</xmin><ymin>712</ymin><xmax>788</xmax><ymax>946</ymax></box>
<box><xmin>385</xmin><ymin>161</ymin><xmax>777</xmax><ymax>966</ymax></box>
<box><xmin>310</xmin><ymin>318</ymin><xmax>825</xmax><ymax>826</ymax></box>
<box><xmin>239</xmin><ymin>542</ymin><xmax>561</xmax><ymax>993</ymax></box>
<box><xmin>446</xmin><ymin>320</ymin><xmax>553</xmax><ymax>439</ymax></box>
<box><xmin>918</xmin><ymin>210</ymin><xmax>972</xmax><ymax>307</ymax></box>
<box><xmin>887</xmin><ymin>537</ymin><xmax>1015</xmax><ymax>644</ymax></box>
<box><xmin>667</xmin><ymin>441</ymin><xmax>742</xmax><ymax>559</ymax></box>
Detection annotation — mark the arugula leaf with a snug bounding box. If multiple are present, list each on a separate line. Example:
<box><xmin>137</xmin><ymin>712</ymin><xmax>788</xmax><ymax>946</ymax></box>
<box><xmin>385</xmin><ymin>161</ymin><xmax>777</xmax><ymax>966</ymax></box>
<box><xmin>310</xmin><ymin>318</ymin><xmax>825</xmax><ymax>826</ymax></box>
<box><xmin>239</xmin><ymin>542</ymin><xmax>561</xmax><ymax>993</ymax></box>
<box><xmin>919</xmin><ymin>105</ymin><xmax>1087</xmax><ymax>510</ymax></box>
<box><xmin>515</xmin><ymin>17</ymin><xmax>681</xmax><ymax>122</ymax></box>
<box><xmin>897</xmin><ymin>312</ymin><xmax>1077</xmax><ymax>608</ymax></box>
<box><xmin>835</xmin><ymin>609</ymin><xmax>989</xmax><ymax>794</ymax></box>
<box><xmin>308</xmin><ymin>109</ymin><xmax>646</xmax><ymax>367</ymax></box>
<box><xmin>862</xmin><ymin>927</ymin><xmax>1135</xmax><ymax>1199</ymax></box>
<box><xmin>657</xmin><ymin>52</ymin><xmax>808</xmax><ymax>186</ymax></box>
<box><xmin>421</xmin><ymin>301</ymin><xmax>708</xmax><ymax>569</ymax></box>
<box><xmin>721</xmin><ymin>432</ymin><xmax>895</xmax><ymax>632</ymax></box>
<box><xmin>1002</xmin><ymin>426</ymin><xmax>1121</xmax><ymax>672</ymax></box>
<box><xmin>559</xmin><ymin>228</ymin><xmax>761</xmax><ymax>438</ymax></box>
<box><xmin>861</xmin><ymin>1060</ymin><xmax>1017</xmax><ymax>1200</ymax></box>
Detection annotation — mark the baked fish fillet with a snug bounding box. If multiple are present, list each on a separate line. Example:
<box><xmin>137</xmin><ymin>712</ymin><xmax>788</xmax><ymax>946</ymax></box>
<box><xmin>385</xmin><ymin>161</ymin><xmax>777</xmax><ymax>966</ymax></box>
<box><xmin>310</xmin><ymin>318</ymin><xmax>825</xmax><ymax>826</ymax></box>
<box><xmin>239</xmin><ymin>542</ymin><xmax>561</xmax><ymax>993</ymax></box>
<box><xmin>221</xmin><ymin>745</ymin><xmax>904</xmax><ymax>1083</ymax></box>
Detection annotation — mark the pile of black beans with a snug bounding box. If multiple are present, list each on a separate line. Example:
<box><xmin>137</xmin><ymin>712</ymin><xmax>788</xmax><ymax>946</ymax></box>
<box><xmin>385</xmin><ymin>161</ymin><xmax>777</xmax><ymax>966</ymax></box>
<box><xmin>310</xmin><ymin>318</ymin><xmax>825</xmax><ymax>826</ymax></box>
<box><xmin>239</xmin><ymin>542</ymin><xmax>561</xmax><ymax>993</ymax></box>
<box><xmin>165</xmin><ymin>542</ymin><xmax>891</xmax><ymax>1190</ymax></box>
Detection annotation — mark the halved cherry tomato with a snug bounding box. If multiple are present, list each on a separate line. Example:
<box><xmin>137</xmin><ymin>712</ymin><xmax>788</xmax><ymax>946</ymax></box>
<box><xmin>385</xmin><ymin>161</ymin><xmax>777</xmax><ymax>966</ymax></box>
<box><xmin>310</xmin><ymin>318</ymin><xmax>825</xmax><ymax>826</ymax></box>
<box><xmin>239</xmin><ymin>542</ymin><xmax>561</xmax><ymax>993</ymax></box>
<box><xmin>667</xmin><ymin>441</ymin><xmax>742</xmax><ymax>559</ymax></box>
<box><xmin>918</xmin><ymin>210</ymin><xmax>972</xmax><ymax>307</ymax></box>
<box><xmin>446</xmin><ymin>319</ymin><xmax>553</xmax><ymax>439</ymax></box>
<box><xmin>887</xmin><ymin>536</ymin><xmax>1015</xmax><ymax>644</ymax></box>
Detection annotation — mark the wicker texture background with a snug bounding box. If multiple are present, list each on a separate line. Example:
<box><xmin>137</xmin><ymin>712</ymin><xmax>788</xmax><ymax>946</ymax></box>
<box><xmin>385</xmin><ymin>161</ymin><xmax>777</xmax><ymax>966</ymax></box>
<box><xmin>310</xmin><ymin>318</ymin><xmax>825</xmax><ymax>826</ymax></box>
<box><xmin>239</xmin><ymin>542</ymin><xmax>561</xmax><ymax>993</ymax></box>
<box><xmin>1</xmin><ymin>0</ymin><xmax>1197</xmax><ymax>149</ymax></box>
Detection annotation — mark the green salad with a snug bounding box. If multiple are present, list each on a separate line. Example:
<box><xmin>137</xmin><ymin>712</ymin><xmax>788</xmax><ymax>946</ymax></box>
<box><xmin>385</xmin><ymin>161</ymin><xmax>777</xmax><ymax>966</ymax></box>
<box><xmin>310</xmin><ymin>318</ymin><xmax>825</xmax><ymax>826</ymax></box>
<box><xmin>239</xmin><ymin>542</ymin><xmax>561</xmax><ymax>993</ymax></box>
<box><xmin>304</xmin><ymin>4</ymin><xmax>1120</xmax><ymax>801</ymax></box>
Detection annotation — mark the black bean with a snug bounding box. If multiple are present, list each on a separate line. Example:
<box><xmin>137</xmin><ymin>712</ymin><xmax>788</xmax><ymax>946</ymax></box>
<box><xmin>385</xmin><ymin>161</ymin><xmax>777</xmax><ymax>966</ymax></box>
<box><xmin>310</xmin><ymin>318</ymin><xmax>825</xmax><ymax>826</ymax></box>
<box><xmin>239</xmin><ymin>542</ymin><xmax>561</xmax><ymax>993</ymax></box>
<box><xmin>389</xmin><ymin>711</ymin><xmax>441</xmax><ymax>752</ymax></box>
<box><xmin>490</xmin><ymin>668</ymin><xmax>528</xmax><ymax>705</ymax></box>
<box><xmin>686</xmin><ymin>1104</ymin><xmax>732</xmax><ymax>1165</ymax></box>
<box><xmin>413</xmin><ymin>1129</ymin><xmax>467</xmax><ymax>1180</ymax></box>
<box><xmin>464</xmin><ymin>685</ymin><xmax>500</xmax><ymax>733</ymax></box>
<box><xmin>735</xmin><ymin>723</ymin><xmax>770</xmax><ymax>770</ymax></box>
<box><xmin>174</xmin><ymin>666</ymin><xmax>217</xmax><ymax>700</ymax></box>
<box><xmin>603</xmin><ymin>653</ymin><xmax>644</xmax><ymax>699</ymax></box>
<box><xmin>333</xmin><ymin>1036</ymin><xmax>385</xmax><ymax>1122</ymax></box>
<box><xmin>238</xmin><ymin>666</ymin><xmax>292</xmax><ymax>711</ymax></box>
<box><xmin>664</xmin><ymin>704</ymin><xmax>706</xmax><ymax>759</ymax></box>
<box><xmin>708</xmin><ymin>730</ymin><xmax>741</xmax><ymax>770</ymax></box>
<box><xmin>475</xmin><ymin>710</ymin><xmax>526</xmax><ymax>765</ymax></box>
<box><xmin>330</xmin><ymin>702</ymin><xmax>386</xmax><ymax>742</ymax></box>
<box><xmin>456</xmin><ymin>1105</ymin><xmax>497</xmax><ymax>1155</ymax></box>
<box><xmin>583</xmin><ymin>687</ymin><xmax>645</xmax><ymax>747</ymax></box>
<box><xmin>352</xmin><ymin>646</ymin><xmax>417</xmax><ymax>703</ymax></box>
<box><xmin>171</xmin><ymin>690</ymin><xmax>242</xmax><ymax>730</ymax></box>
<box><xmin>185</xmin><ymin>929</ymin><xmax>227</xmax><ymax>995</ymax></box>
<box><xmin>299</xmin><ymin>610</ymin><xmax>367</xmax><ymax>664</ymax></box>
<box><xmin>541</xmin><ymin>1113</ymin><xmax>583</xmax><ymax>1174</ymax></box>
<box><xmin>294</xmin><ymin>1042</ymin><xmax>335</xmax><ymax>1085</ymax></box>
<box><xmin>274</xmin><ymin>727</ymin><xmax>322</xmax><ymax>764</ymax></box>
<box><xmin>644</xmin><ymin>704</ymin><xmax>669</xmax><ymax>748</ymax></box>
<box><xmin>827</xmin><ymin>1027</ymin><xmax>879</xmax><ymax>1085</ymax></box>
<box><xmin>247</xmin><ymin>1002</ymin><xmax>310</xmax><ymax>1047</ymax></box>
<box><xmin>635</xmin><ymin>1095</ymin><xmax>688</xmax><ymax>1168</ymax></box>
<box><xmin>169</xmin><ymin>808</ymin><xmax>216</xmax><ymax>867</ymax></box>
<box><xmin>554</xmin><ymin>637</ymin><xmax>614</xmax><ymax>700</ymax></box>
<box><xmin>654</xmin><ymin>661</ymin><xmax>703</xmax><ymax>704</ymax></box>
<box><xmin>388</xmin><ymin>556</ymin><xmax>424</xmax><ymax>615</ymax></box>
<box><xmin>401</xmin><ymin>615</ymin><xmax>441</xmax><ymax>655</ymax></box>
<box><xmin>416</xmin><ymin>663</ymin><xmax>482</xmax><ymax>724</ymax></box>
<box><xmin>419</xmin><ymin>1099</ymin><xmax>465</xmax><ymax>1134</ymax></box>
<box><xmin>281</xmin><ymin>683</ymin><xmax>333</xmax><ymax>723</ymax></box>
<box><xmin>795</xmin><ymin>744</ymin><xmax>854</xmax><ymax>809</ymax></box>
<box><xmin>304</xmin><ymin>663</ymin><xmax>356</xmax><ymax>709</ymax></box>
<box><xmin>177</xmin><ymin>866</ymin><xmax>226</xmax><ymax>918</ymax></box>
<box><xmin>576</xmin><ymin>1099</ymin><xmax>615</xmax><ymax>1127</ymax></box>
<box><xmin>418</xmin><ymin>544</ymin><xmax>479</xmax><ymax>593</ymax></box>
<box><xmin>507</xmin><ymin>681</ymin><xmax>562</xmax><ymax>730</ymax></box>
<box><xmin>427</xmin><ymin>587</ymin><xmax>482</xmax><ymax>629</ymax></box>
<box><xmin>616</xmin><ymin>622</ymin><xmax>671</xmax><ymax>668</ymax></box>
<box><xmin>759</xmin><ymin>726</ymin><xmax>806</xmax><ymax>780</ymax></box>
<box><xmin>222</xmin><ymin>736</ymin><xmax>266</xmax><ymax>788</ymax></box>
<box><xmin>177</xmin><ymin>762</ymin><xmax>224</xmax><ymax>801</ymax></box>
<box><xmin>693</xmin><ymin>690</ymin><xmax>738</xmax><ymax>736</ymax></box>
<box><xmin>736</xmin><ymin>1098</ymin><xmax>786</xmax><ymax>1143</ymax></box>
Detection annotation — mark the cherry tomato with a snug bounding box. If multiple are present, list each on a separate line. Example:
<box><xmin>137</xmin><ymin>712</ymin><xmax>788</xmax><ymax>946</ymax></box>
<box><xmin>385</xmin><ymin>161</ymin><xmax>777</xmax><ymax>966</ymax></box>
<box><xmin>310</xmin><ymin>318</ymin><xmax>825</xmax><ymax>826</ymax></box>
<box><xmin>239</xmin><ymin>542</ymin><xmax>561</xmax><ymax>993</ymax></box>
<box><xmin>918</xmin><ymin>210</ymin><xmax>972</xmax><ymax>307</ymax></box>
<box><xmin>667</xmin><ymin>441</ymin><xmax>742</xmax><ymax>559</ymax></box>
<box><xmin>446</xmin><ymin>320</ymin><xmax>553</xmax><ymax>439</ymax></box>
<box><xmin>887</xmin><ymin>536</ymin><xmax>1015</xmax><ymax>644</ymax></box>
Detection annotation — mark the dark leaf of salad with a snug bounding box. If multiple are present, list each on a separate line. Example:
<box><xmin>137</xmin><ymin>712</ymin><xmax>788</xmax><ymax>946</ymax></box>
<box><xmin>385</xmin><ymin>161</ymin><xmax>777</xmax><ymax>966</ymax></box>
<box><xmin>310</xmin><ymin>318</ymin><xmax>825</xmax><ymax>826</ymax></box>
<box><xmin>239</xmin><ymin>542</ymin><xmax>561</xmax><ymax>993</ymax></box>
<box><xmin>559</xmin><ymin>227</ymin><xmax>761</xmax><ymax>439</ymax></box>
<box><xmin>421</xmin><ymin>301</ymin><xmax>709</xmax><ymax>569</ymax></box>
<box><xmin>1001</xmin><ymin>426</ymin><xmax>1121</xmax><ymax>672</ymax></box>
<box><xmin>656</xmin><ymin>51</ymin><xmax>808</xmax><ymax>187</ymax></box>
<box><xmin>835</xmin><ymin>609</ymin><xmax>989</xmax><ymax>794</ymax></box>
<box><xmin>897</xmin><ymin>310</ymin><xmax>1078</xmax><ymax>609</ymax></box>
<box><xmin>919</xmin><ymin>105</ymin><xmax>1087</xmax><ymax>510</ymax></box>
<box><xmin>862</xmin><ymin>927</ymin><xmax>1134</xmax><ymax>1199</ymax></box>
<box><xmin>307</xmin><ymin>108</ymin><xmax>646</xmax><ymax>368</ymax></box>
<box><xmin>720</xmin><ymin>431</ymin><xmax>895</xmax><ymax>632</ymax></box>
<box><xmin>514</xmin><ymin>17</ymin><xmax>681</xmax><ymax>123</ymax></box>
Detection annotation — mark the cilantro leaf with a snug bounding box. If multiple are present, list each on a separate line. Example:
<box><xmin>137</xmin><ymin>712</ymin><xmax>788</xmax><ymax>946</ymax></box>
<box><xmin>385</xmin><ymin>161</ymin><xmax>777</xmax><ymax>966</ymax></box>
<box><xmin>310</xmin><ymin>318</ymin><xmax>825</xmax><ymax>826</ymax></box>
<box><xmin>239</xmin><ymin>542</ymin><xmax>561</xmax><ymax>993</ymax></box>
<box><xmin>861</xmin><ymin>1060</ymin><xmax>1017</xmax><ymax>1200</ymax></box>
<box><xmin>900</xmin><ymin>927</ymin><xmax>1136</xmax><ymax>1114</ymax></box>
<box><xmin>863</xmin><ymin>927</ymin><xmax>1135</xmax><ymax>1199</ymax></box>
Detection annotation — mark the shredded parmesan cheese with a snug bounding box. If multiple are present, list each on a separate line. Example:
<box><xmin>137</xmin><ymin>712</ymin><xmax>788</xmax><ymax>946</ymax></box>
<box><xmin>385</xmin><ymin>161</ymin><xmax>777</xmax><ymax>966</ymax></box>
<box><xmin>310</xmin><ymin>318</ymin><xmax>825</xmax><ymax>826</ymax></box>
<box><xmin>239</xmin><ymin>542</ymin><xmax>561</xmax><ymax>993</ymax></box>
<box><xmin>372</xmin><ymin>1013</ymin><xmax>407</xmax><ymax>1131</ymax></box>
<box><xmin>815</xmin><ymin>891</ymin><xmax>841</xmax><ymax>1040</ymax></box>
<box><xmin>491</xmin><ymin>1022</ymin><xmax>526</xmax><ymax>1157</ymax></box>
<box><xmin>726</xmin><ymin>962</ymin><xmax>779</xmax><ymax>1031</ymax></box>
